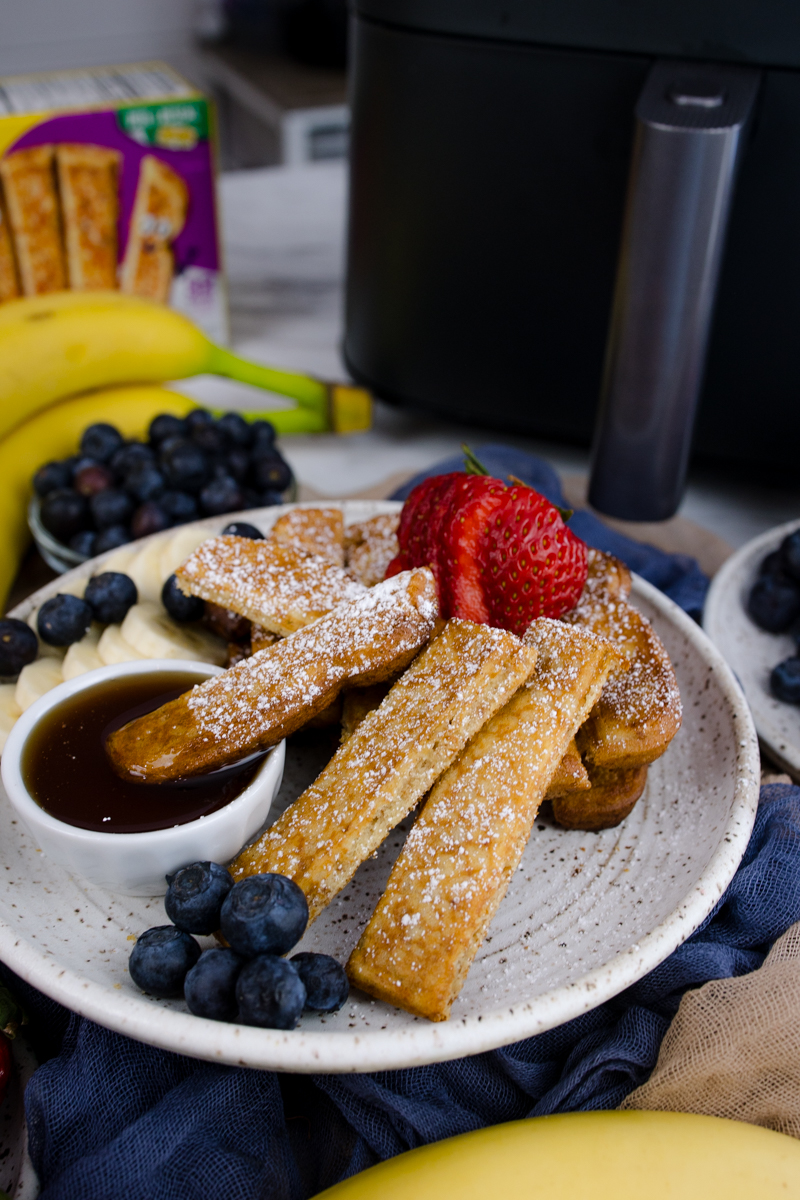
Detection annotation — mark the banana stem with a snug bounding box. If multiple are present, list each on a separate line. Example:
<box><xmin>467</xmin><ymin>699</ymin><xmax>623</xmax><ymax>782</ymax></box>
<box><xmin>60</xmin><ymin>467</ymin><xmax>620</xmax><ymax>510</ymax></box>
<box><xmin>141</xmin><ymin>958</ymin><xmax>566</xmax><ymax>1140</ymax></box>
<box><xmin>206</xmin><ymin>345</ymin><xmax>327</xmax><ymax>411</ymax></box>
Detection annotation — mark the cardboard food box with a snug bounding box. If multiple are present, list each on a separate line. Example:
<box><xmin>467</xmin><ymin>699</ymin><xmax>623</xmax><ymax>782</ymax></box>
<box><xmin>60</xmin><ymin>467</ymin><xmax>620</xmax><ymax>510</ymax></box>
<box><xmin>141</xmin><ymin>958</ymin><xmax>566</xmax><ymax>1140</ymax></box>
<box><xmin>0</xmin><ymin>61</ymin><xmax>227</xmax><ymax>340</ymax></box>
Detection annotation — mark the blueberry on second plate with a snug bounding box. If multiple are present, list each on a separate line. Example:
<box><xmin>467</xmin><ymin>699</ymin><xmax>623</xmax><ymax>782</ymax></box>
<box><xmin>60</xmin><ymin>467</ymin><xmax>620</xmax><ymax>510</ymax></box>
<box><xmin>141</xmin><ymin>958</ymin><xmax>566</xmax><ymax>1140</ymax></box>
<box><xmin>250</xmin><ymin>420</ymin><xmax>276</xmax><ymax>451</ymax></box>
<box><xmin>162</xmin><ymin>574</ymin><xmax>205</xmax><ymax>623</ymax></box>
<box><xmin>85</xmin><ymin>572</ymin><xmax>138</xmax><ymax>625</ymax></box>
<box><xmin>129</xmin><ymin>926</ymin><xmax>201</xmax><ymax>999</ymax></box>
<box><xmin>236</xmin><ymin>955</ymin><xmax>306</xmax><ymax>1029</ymax></box>
<box><xmin>217</xmin><ymin>411</ymin><xmax>252</xmax><ymax>448</ymax></box>
<box><xmin>161</xmin><ymin>442</ymin><xmax>210</xmax><ymax>493</ymax></box>
<box><xmin>148</xmin><ymin>413</ymin><xmax>186</xmax><ymax>445</ymax></box>
<box><xmin>0</xmin><ymin>618</ymin><xmax>38</xmax><ymax>675</ymax></box>
<box><xmin>69</xmin><ymin>530</ymin><xmax>97</xmax><ymax>558</ymax></box>
<box><xmin>131</xmin><ymin>501</ymin><xmax>170</xmax><ymax>539</ymax></box>
<box><xmin>220</xmin><ymin>873</ymin><xmax>309</xmax><ymax>958</ymax></box>
<box><xmin>80</xmin><ymin>422</ymin><xmax>124</xmax><ymax>463</ymax></box>
<box><xmin>165</xmin><ymin>861</ymin><xmax>234</xmax><ymax>934</ymax></box>
<box><xmin>94</xmin><ymin>524</ymin><xmax>131</xmax><ymax>554</ymax></box>
<box><xmin>33</xmin><ymin>461</ymin><xmax>72</xmax><ymax>497</ymax></box>
<box><xmin>747</xmin><ymin>576</ymin><xmax>800</xmax><ymax>633</ymax></box>
<box><xmin>90</xmin><ymin>488</ymin><xmax>133</xmax><ymax>530</ymax></box>
<box><xmin>290</xmin><ymin>952</ymin><xmax>349</xmax><ymax>1013</ymax></box>
<box><xmin>250</xmin><ymin>452</ymin><xmax>292</xmax><ymax>494</ymax></box>
<box><xmin>199</xmin><ymin>475</ymin><xmax>244</xmax><ymax>516</ymax></box>
<box><xmin>110</xmin><ymin>442</ymin><xmax>155</xmax><ymax>479</ymax></box>
<box><xmin>771</xmin><ymin>657</ymin><xmax>800</xmax><ymax>704</ymax></box>
<box><xmin>40</xmin><ymin>489</ymin><xmax>89</xmax><ymax>541</ymax></box>
<box><xmin>160</xmin><ymin>490</ymin><xmax>198</xmax><ymax>525</ymax></box>
<box><xmin>124</xmin><ymin>464</ymin><xmax>165</xmax><ymax>503</ymax></box>
<box><xmin>780</xmin><ymin>531</ymin><xmax>800</xmax><ymax>583</ymax></box>
<box><xmin>184</xmin><ymin>948</ymin><xmax>244</xmax><ymax>1021</ymax></box>
<box><xmin>37</xmin><ymin>594</ymin><xmax>92</xmax><ymax>646</ymax></box>
<box><xmin>221</xmin><ymin>521</ymin><xmax>263</xmax><ymax>540</ymax></box>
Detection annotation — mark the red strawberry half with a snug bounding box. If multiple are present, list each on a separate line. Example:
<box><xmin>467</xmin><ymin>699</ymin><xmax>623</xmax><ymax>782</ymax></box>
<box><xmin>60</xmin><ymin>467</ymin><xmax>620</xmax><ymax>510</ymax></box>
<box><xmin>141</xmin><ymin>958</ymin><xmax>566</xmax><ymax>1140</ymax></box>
<box><xmin>483</xmin><ymin>485</ymin><xmax>587</xmax><ymax>634</ymax></box>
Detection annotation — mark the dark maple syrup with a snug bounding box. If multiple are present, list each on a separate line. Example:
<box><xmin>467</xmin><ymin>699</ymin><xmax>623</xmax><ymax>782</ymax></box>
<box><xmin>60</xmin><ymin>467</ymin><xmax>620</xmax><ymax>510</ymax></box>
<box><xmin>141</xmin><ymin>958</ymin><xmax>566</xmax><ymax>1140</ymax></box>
<box><xmin>22</xmin><ymin>670</ymin><xmax>257</xmax><ymax>833</ymax></box>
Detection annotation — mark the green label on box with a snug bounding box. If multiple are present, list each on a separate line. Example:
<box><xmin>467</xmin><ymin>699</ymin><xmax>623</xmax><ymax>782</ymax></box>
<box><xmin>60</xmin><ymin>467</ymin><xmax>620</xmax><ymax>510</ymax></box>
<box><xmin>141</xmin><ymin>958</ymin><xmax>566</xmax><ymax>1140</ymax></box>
<box><xmin>117</xmin><ymin>99</ymin><xmax>208</xmax><ymax>150</ymax></box>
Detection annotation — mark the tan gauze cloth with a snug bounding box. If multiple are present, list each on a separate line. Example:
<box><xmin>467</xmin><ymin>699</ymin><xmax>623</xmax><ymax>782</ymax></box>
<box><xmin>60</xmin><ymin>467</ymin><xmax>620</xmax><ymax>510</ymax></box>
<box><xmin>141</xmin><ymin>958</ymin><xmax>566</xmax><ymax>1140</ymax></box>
<box><xmin>622</xmin><ymin>920</ymin><xmax>800</xmax><ymax>1138</ymax></box>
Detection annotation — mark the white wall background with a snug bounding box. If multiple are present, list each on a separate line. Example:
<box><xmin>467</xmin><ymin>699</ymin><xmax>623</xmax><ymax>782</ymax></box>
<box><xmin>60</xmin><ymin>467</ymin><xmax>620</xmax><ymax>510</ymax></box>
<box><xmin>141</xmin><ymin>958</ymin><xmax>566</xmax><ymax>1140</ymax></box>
<box><xmin>0</xmin><ymin>0</ymin><xmax>200</xmax><ymax>77</ymax></box>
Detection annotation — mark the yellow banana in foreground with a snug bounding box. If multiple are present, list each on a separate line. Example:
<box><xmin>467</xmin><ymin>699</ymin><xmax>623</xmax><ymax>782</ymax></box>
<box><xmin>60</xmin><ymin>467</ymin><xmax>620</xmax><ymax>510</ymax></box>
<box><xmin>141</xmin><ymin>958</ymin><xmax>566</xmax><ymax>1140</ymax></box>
<box><xmin>0</xmin><ymin>385</ymin><xmax>195</xmax><ymax>610</ymax></box>
<box><xmin>0</xmin><ymin>291</ymin><xmax>370</xmax><ymax>440</ymax></box>
<box><xmin>314</xmin><ymin>1112</ymin><xmax>800</xmax><ymax>1200</ymax></box>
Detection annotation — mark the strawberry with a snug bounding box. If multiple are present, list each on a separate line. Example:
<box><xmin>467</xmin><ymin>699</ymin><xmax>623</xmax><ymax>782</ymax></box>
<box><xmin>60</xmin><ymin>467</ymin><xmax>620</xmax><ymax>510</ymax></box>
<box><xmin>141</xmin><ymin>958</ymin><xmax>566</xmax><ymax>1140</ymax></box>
<box><xmin>483</xmin><ymin>485</ymin><xmax>587</xmax><ymax>634</ymax></box>
<box><xmin>440</xmin><ymin>474</ymin><xmax>506</xmax><ymax>622</ymax></box>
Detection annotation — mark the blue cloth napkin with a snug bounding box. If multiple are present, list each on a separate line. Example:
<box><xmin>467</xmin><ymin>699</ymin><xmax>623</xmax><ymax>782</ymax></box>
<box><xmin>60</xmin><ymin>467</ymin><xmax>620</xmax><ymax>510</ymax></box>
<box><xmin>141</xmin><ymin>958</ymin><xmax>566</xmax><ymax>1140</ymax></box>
<box><xmin>0</xmin><ymin>447</ymin><xmax>786</xmax><ymax>1200</ymax></box>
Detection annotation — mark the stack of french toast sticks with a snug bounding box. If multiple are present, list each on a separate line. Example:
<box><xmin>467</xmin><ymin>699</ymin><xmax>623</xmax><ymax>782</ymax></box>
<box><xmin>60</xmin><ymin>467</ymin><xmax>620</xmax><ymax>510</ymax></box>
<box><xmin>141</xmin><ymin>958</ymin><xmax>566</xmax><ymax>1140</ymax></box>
<box><xmin>107</xmin><ymin>507</ymin><xmax>682</xmax><ymax>1022</ymax></box>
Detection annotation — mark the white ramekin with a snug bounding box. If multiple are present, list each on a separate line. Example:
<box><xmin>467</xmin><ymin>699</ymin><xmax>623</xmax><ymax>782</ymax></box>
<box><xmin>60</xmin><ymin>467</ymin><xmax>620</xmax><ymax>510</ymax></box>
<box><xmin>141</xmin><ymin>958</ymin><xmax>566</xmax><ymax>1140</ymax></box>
<box><xmin>1</xmin><ymin>659</ymin><xmax>285</xmax><ymax>896</ymax></box>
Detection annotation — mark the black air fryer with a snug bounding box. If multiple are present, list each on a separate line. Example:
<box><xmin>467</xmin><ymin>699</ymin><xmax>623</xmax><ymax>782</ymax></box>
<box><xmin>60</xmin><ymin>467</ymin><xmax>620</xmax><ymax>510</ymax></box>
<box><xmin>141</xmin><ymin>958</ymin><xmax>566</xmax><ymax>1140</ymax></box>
<box><xmin>343</xmin><ymin>2</ymin><xmax>800</xmax><ymax>518</ymax></box>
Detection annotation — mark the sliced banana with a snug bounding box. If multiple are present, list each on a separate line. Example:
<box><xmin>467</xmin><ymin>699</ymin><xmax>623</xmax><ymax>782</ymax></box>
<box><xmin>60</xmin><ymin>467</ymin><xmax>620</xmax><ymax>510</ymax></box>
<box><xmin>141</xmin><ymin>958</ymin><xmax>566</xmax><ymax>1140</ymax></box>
<box><xmin>159</xmin><ymin>525</ymin><xmax>215</xmax><ymax>583</ymax></box>
<box><xmin>129</xmin><ymin>532</ymin><xmax>177</xmax><ymax>605</ymax></box>
<box><xmin>26</xmin><ymin>608</ymin><xmax>65</xmax><ymax>660</ymax></box>
<box><xmin>97</xmin><ymin>624</ymin><xmax>147</xmax><ymax>665</ymax></box>
<box><xmin>15</xmin><ymin>658</ymin><xmax>64</xmax><ymax>712</ymax></box>
<box><xmin>101</xmin><ymin>545</ymin><xmax>137</xmax><ymax>575</ymax></box>
<box><xmin>0</xmin><ymin>683</ymin><xmax>21</xmax><ymax>755</ymax></box>
<box><xmin>121</xmin><ymin>602</ymin><xmax>227</xmax><ymax>665</ymax></box>
<box><xmin>62</xmin><ymin>625</ymin><xmax>104</xmax><ymax>680</ymax></box>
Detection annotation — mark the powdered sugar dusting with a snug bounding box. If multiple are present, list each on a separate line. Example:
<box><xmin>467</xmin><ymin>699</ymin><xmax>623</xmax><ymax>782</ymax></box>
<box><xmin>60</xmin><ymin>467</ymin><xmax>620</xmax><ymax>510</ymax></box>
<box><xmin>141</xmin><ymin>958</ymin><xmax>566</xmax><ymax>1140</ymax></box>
<box><xmin>271</xmin><ymin>507</ymin><xmax>345</xmax><ymax>565</ymax></box>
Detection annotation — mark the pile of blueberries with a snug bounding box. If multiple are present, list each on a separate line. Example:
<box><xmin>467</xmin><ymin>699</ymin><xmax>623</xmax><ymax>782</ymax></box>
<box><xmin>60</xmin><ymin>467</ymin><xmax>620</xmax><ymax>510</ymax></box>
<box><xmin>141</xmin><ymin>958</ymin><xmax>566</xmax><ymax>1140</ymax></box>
<box><xmin>130</xmin><ymin>862</ymin><xmax>349</xmax><ymax>1029</ymax></box>
<box><xmin>747</xmin><ymin>528</ymin><xmax>800</xmax><ymax>704</ymax></box>
<box><xmin>34</xmin><ymin>410</ymin><xmax>293</xmax><ymax>559</ymax></box>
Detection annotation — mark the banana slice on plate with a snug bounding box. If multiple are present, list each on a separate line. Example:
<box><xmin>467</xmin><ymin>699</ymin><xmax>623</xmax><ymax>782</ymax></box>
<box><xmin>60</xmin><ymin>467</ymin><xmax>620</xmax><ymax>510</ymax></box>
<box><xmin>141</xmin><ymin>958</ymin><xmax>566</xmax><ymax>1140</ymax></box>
<box><xmin>128</xmin><ymin>533</ymin><xmax>172</xmax><ymax>605</ymax></box>
<box><xmin>159</xmin><ymin>526</ymin><xmax>216</xmax><ymax>583</ymax></box>
<box><xmin>62</xmin><ymin>626</ymin><xmax>104</xmax><ymax>680</ymax></box>
<box><xmin>0</xmin><ymin>683</ymin><xmax>21</xmax><ymax>754</ymax></box>
<box><xmin>101</xmin><ymin>545</ymin><xmax>137</xmax><ymax>575</ymax></box>
<box><xmin>15</xmin><ymin>658</ymin><xmax>64</xmax><ymax>712</ymax></box>
<box><xmin>121</xmin><ymin>603</ymin><xmax>226</xmax><ymax>665</ymax></box>
<box><xmin>25</xmin><ymin>609</ymin><xmax>66</xmax><ymax>660</ymax></box>
<box><xmin>97</xmin><ymin>624</ymin><xmax>147</xmax><ymax>665</ymax></box>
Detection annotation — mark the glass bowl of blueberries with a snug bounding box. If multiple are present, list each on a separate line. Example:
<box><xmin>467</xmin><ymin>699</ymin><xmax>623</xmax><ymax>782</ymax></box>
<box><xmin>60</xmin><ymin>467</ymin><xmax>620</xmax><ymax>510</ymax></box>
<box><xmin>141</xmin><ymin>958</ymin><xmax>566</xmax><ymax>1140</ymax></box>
<box><xmin>29</xmin><ymin>409</ymin><xmax>296</xmax><ymax>573</ymax></box>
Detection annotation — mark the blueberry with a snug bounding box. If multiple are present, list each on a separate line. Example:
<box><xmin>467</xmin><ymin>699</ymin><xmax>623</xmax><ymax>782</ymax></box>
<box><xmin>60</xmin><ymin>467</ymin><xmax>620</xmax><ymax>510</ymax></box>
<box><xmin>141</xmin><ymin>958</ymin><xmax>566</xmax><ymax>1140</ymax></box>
<box><xmin>250</xmin><ymin>452</ymin><xmax>292</xmax><ymax>494</ymax></box>
<box><xmin>84</xmin><ymin>572</ymin><xmax>138</xmax><ymax>624</ymax></box>
<box><xmin>68</xmin><ymin>530</ymin><xmax>96</xmax><ymax>557</ymax></box>
<box><xmin>220</xmin><ymin>874</ymin><xmax>308</xmax><ymax>958</ymax></box>
<box><xmin>780</xmin><ymin>531</ymin><xmax>800</xmax><ymax>583</ymax></box>
<box><xmin>217</xmin><ymin>412</ymin><xmax>252</xmax><ymax>448</ymax></box>
<box><xmin>94</xmin><ymin>524</ymin><xmax>131</xmax><ymax>554</ymax></box>
<box><xmin>40</xmin><ymin>489</ymin><xmax>89</xmax><ymax>541</ymax></box>
<box><xmin>759</xmin><ymin>550</ymin><xmax>785</xmax><ymax>579</ymax></box>
<box><xmin>80</xmin><ymin>423</ymin><xmax>124</xmax><ymax>463</ymax></box>
<box><xmin>129</xmin><ymin>925</ymin><xmax>201</xmax><ymax>999</ymax></box>
<box><xmin>110</xmin><ymin>442</ymin><xmax>155</xmax><ymax>479</ymax></box>
<box><xmin>162</xmin><ymin>574</ymin><xmax>205</xmax><ymax>622</ymax></box>
<box><xmin>747</xmin><ymin>576</ymin><xmax>800</xmax><ymax>633</ymax></box>
<box><xmin>184</xmin><ymin>948</ymin><xmax>244</xmax><ymax>1021</ymax></box>
<box><xmin>160</xmin><ymin>490</ymin><xmax>198</xmax><ymax>525</ymax></box>
<box><xmin>90</xmin><ymin>488</ymin><xmax>133</xmax><ymax>530</ymax></box>
<box><xmin>186</xmin><ymin>409</ymin><xmax>215</xmax><ymax>436</ymax></box>
<box><xmin>74</xmin><ymin>463</ymin><xmax>114</xmax><ymax>497</ymax></box>
<box><xmin>161</xmin><ymin>442</ymin><xmax>210</xmax><ymax>493</ymax></box>
<box><xmin>70</xmin><ymin>456</ymin><xmax>101</xmax><ymax>478</ymax></box>
<box><xmin>192</xmin><ymin>423</ymin><xmax>229</xmax><ymax>456</ymax></box>
<box><xmin>33</xmin><ymin>461</ymin><xmax>72</xmax><ymax>497</ymax></box>
<box><xmin>149</xmin><ymin>413</ymin><xmax>187</xmax><ymax>445</ymax></box>
<box><xmin>131</xmin><ymin>501</ymin><xmax>170</xmax><ymax>539</ymax></box>
<box><xmin>221</xmin><ymin>521</ymin><xmax>263</xmax><ymax>540</ymax></box>
<box><xmin>165</xmin><ymin>861</ymin><xmax>233</xmax><ymax>934</ymax></box>
<box><xmin>124</xmin><ymin>464</ymin><xmax>165</xmax><ymax>503</ymax></box>
<box><xmin>236</xmin><ymin>955</ymin><xmax>306</xmax><ymax>1029</ymax></box>
<box><xmin>290</xmin><ymin>952</ymin><xmax>349</xmax><ymax>1013</ymax></box>
<box><xmin>250</xmin><ymin>420</ymin><xmax>276</xmax><ymax>451</ymax></box>
<box><xmin>225</xmin><ymin>448</ymin><xmax>251</xmax><ymax>482</ymax></box>
<box><xmin>37</xmin><ymin>594</ymin><xmax>92</xmax><ymax>646</ymax></box>
<box><xmin>241</xmin><ymin>488</ymin><xmax>265</xmax><ymax>510</ymax></box>
<box><xmin>199</xmin><ymin>475</ymin><xmax>244</xmax><ymax>516</ymax></box>
<box><xmin>0</xmin><ymin>618</ymin><xmax>38</xmax><ymax>675</ymax></box>
<box><xmin>771</xmin><ymin>657</ymin><xmax>800</xmax><ymax>704</ymax></box>
<box><xmin>260</xmin><ymin>490</ymin><xmax>286</xmax><ymax>507</ymax></box>
<box><xmin>203</xmin><ymin>601</ymin><xmax>251</xmax><ymax>643</ymax></box>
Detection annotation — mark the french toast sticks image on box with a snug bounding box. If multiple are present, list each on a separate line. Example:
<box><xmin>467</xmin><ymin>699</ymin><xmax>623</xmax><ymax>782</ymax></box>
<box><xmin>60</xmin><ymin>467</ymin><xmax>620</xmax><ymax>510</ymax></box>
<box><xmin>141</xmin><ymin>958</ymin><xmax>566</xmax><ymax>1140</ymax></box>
<box><xmin>347</xmin><ymin>619</ymin><xmax>622</xmax><ymax>1022</ymax></box>
<box><xmin>0</xmin><ymin>146</ymin><xmax>66</xmax><ymax>295</ymax></box>
<box><xmin>120</xmin><ymin>154</ymin><xmax>188</xmax><ymax>302</ymax></box>
<box><xmin>0</xmin><ymin>188</ymin><xmax>19</xmax><ymax>301</ymax></box>
<box><xmin>56</xmin><ymin>144</ymin><xmax>120</xmax><ymax>290</ymax></box>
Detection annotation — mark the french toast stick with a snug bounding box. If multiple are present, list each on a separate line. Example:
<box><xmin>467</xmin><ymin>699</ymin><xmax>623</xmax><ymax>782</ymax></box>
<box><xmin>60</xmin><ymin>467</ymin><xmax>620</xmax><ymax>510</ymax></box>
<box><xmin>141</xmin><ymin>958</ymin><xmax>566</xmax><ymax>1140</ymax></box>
<box><xmin>176</xmin><ymin>536</ymin><xmax>366</xmax><ymax>636</ymax></box>
<box><xmin>347</xmin><ymin>619</ymin><xmax>622</xmax><ymax>1021</ymax></box>
<box><xmin>270</xmin><ymin>507</ymin><xmax>344</xmax><ymax>565</ymax></box>
<box><xmin>564</xmin><ymin>594</ymin><xmax>681</xmax><ymax>769</ymax></box>
<box><xmin>231</xmin><ymin>619</ymin><xmax>537</xmax><ymax>921</ymax></box>
<box><xmin>0</xmin><ymin>146</ymin><xmax>66</xmax><ymax>295</ymax></box>
<box><xmin>551</xmin><ymin>764</ymin><xmax>648</xmax><ymax>831</ymax></box>
<box><xmin>345</xmin><ymin>514</ymin><xmax>400</xmax><ymax>587</ymax></box>
<box><xmin>106</xmin><ymin>568</ymin><xmax>437</xmax><ymax>782</ymax></box>
<box><xmin>56</xmin><ymin>144</ymin><xmax>120</xmax><ymax>290</ymax></box>
<box><xmin>544</xmin><ymin>738</ymin><xmax>590</xmax><ymax>799</ymax></box>
<box><xmin>582</xmin><ymin>548</ymin><xmax>631</xmax><ymax>604</ymax></box>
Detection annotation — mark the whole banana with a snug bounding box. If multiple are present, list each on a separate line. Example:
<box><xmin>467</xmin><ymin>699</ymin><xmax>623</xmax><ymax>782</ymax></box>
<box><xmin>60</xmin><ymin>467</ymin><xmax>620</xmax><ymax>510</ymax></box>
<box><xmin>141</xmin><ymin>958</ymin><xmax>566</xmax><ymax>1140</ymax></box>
<box><xmin>0</xmin><ymin>291</ymin><xmax>370</xmax><ymax>439</ymax></box>
<box><xmin>0</xmin><ymin>385</ymin><xmax>195</xmax><ymax>609</ymax></box>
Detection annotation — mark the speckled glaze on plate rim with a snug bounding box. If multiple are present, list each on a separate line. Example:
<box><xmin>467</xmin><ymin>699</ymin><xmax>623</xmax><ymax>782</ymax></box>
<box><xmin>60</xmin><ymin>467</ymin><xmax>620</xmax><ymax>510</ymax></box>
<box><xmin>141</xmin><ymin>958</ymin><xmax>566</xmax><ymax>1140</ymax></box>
<box><xmin>0</xmin><ymin>502</ymin><xmax>760</xmax><ymax>1073</ymax></box>
<box><xmin>704</xmin><ymin>516</ymin><xmax>800</xmax><ymax>780</ymax></box>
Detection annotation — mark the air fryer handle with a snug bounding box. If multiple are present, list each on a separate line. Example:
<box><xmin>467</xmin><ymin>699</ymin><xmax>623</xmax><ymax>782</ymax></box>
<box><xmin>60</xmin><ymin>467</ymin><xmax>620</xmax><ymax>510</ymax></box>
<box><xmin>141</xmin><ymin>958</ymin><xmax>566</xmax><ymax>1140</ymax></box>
<box><xmin>588</xmin><ymin>61</ymin><xmax>760</xmax><ymax>521</ymax></box>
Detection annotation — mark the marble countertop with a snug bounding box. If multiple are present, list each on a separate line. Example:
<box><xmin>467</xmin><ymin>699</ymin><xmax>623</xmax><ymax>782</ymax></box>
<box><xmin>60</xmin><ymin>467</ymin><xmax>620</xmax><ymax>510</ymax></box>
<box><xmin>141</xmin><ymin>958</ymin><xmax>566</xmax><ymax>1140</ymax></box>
<box><xmin>174</xmin><ymin>160</ymin><xmax>800</xmax><ymax>567</ymax></box>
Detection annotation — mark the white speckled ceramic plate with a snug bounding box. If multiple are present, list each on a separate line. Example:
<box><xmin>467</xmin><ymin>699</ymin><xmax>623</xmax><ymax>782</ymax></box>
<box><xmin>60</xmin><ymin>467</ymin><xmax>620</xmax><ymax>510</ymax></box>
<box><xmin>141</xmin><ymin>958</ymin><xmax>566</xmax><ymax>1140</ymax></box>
<box><xmin>704</xmin><ymin>517</ymin><xmax>800</xmax><ymax>781</ymax></box>
<box><xmin>0</xmin><ymin>503</ymin><xmax>760</xmax><ymax>1073</ymax></box>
